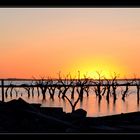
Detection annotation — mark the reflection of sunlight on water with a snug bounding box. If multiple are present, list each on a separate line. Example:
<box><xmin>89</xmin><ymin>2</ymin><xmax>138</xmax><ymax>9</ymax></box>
<box><xmin>106</xmin><ymin>101</ymin><xmax>110</xmax><ymax>115</ymax></box>
<box><xmin>137</xmin><ymin>103</ymin><xmax>140</xmax><ymax>111</ymax></box>
<box><xmin>79</xmin><ymin>100</ymin><xmax>83</xmax><ymax>109</ymax></box>
<box><xmin>1</xmin><ymin>86</ymin><xmax>140</xmax><ymax>117</ymax></box>
<box><xmin>98</xmin><ymin>99</ymin><xmax>101</xmax><ymax>114</ymax></box>
<box><xmin>112</xmin><ymin>101</ymin><xmax>116</xmax><ymax>114</ymax></box>
<box><xmin>62</xmin><ymin>99</ymin><xmax>67</xmax><ymax>112</ymax></box>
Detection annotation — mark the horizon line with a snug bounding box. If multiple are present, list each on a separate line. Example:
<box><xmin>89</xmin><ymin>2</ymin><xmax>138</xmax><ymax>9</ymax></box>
<box><xmin>0</xmin><ymin>77</ymin><xmax>140</xmax><ymax>81</ymax></box>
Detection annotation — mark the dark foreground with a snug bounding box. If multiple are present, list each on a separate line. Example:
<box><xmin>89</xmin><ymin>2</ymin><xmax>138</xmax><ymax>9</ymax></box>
<box><xmin>0</xmin><ymin>98</ymin><xmax>140</xmax><ymax>133</ymax></box>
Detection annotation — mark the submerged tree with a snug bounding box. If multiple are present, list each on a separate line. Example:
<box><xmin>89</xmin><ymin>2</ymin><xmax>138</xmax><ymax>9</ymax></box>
<box><xmin>111</xmin><ymin>72</ymin><xmax>119</xmax><ymax>103</ymax></box>
<box><xmin>133</xmin><ymin>76</ymin><xmax>140</xmax><ymax>104</ymax></box>
<box><xmin>47</xmin><ymin>78</ymin><xmax>57</xmax><ymax>100</ymax></box>
<box><xmin>24</xmin><ymin>87</ymin><xmax>31</xmax><ymax>98</ymax></box>
<box><xmin>5</xmin><ymin>81</ymin><xmax>13</xmax><ymax>98</ymax></box>
<box><xmin>4</xmin><ymin>81</ymin><xmax>16</xmax><ymax>98</ymax></box>
<box><xmin>56</xmin><ymin>72</ymin><xmax>71</xmax><ymax>99</ymax></box>
<box><xmin>35</xmin><ymin>77</ymin><xmax>49</xmax><ymax>100</ymax></box>
<box><xmin>104</xmin><ymin>78</ymin><xmax>111</xmax><ymax>103</ymax></box>
<box><xmin>76</xmin><ymin>72</ymin><xmax>90</xmax><ymax>102</ymax></box>
<box><xmin>14</xmin><ymin>88</ymin><xmax>20</xmax><ymax>97</ymax></box>
<box><xmin>93</xmin><ymin>71</ymin><xmax>104</xmax><ymax>102</ymax></box>
<box><xmin>58</xmin><ymin>73</ymin><xmax>73</xmax><ymax>99</ymax></box>
<box><xmin>121</xmin><ymin>78</ymin><xmax>134</xmax><ymax>101</ymax></box>
<box><xmin>64</xmin><ymin>95</ymin><xmax>80</xmax><ymax>112</ymax></box>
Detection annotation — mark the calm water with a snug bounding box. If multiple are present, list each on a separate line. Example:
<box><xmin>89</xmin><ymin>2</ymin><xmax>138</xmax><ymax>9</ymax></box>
<box><xmin>1</xmin><ymin>80</ymin><xmax>140</xmax><ymax>117</ymax></box>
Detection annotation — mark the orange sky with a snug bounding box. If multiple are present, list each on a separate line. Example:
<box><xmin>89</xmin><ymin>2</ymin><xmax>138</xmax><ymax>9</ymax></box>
<box><xmin>0</xmin><ymin>8</ymin><xmax>140</xmax><ymax>79</ymax></box>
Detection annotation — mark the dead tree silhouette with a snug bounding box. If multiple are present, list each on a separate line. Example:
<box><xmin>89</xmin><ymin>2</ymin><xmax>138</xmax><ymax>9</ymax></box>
<box><xmin>57</xmin><ymin>71</ymin><xmax>63</xmax><ymax>98</ymax></box>
<box><xmin>70</xmin><ymin>85</ymin><xmax>76</xmax><ymax>99</ymax></box>
<box><xmin>104</xmin><ymin>78</ymin><xmax>111</xmax><ymax>103</ymax></box>
<box><xmin>93</xmin><ymin>71</ymin><xmax>104</xmax><ymax>102</ymax></box>
<box><xmin>84</xmin><ymin>86</ymin><xmax>90</xmax><ymax>97</ymax></box>
<box><xmin>102</xmin><ymin>86</ymin><xmax>107</xmax><ymax>96</ymax></box>
<box><xmin>111</xmin><ymin>73</ymin><xmax>119</xmax><ymax>103</ymax></box>
<box><xmin>5</xmin><ymin>81</ymin><xmax>13</xmax><ymax>98</ymax></box>
<box><xmin>121</xmin><ymin>79</ymin><xmax>134</xmax><ymax>101</ymax></box>
<box><xmin>47</xmin><ymin>79</ymin><xmax>57</xmax><ymax>100</ymax></box>
<box><xmin>10</xmin><ymin>86</ymin><xmax>14</xmax><ymax>98</ymax></box>
<box><xmin>36</xmin><ymin>86</ymin><xmax>40</xmax><ymax>97</ymax></box>
<box><xmin>24</xmin><ymin>86</ymin><xmax>31</xmax><ymax>98</ymax></box>
<box><xmin>57</xmin><ymin>86</ymin><xmax>63</xmax><ymax>98</ymax></box>
<box><xmin>33</xmin><ymin>77</ymin><xmax>40</xmax><ymax>97</ymax></box>
<box><xmin>35</xmin><ymin>77</ymin><xmax>49</xmax><ymax>100</ymax></box>
<box><xmin>14</xmin><ymin>88</ymin><xmax>20</xmax><ymax>97</ymax></box>
<box><xmin>76</xmin><ymin>81</ymin><xmax>89</xmax><ymax>102</ymax></box>
<box><xmin>63</xmin><ymin>92</ymin><xmax>80</xmax><ymax>112</ymax></box>
<box><xmin>133</xmin><ymin>77</ymin><xmax>140</xmax><ymax>104</ymax></box>
<box><xmin>67</xmin><ymin>74</ymin><xmax>76</xmax><ymax>99</ymax></box>
<box><xmin>83</xmin><ymin>75</ymin><xmax>91</xmax><ymax>97</ymax></box>
<box><xmin>30</xmin><ymin>80</ymin><xmax>35</xmax><ymax>98</ymax></box>
<box><xmin>76</xmin><ymin>73</ymin><xmax>89</xmax><ymax>102</ymax></box>
<box><xmin>69</xmin><ymin>79</ymin><xmax>76</xmax><ymax>99</ymax></box>
<box><xmin>31</xmin><ymin>87</ymin><xmax>34</xmax><ymax>97</ymax></box>
<box><xmin>59</xmin><ymin>74</ymin><xmax>73</xmax><ymax>99</ymax></box>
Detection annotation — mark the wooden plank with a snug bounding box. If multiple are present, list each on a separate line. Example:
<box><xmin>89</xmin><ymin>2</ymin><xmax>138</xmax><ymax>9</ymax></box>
<box><xmin>1</xmin><ymin>79</ymin><xmax>4</xmax><ymax>102</ymax></box>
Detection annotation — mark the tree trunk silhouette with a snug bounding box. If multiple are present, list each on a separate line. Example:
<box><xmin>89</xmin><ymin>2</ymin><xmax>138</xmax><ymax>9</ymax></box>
<box><xmin>71</xmin><ymin>86</ymin><xmax>75</xmax><ymax>99</ymax></box>
<box><xmin>48</xmin><ymin>87</ymin><xmax>56</xmax><ymax>100</ymax></box>
<box><xmin>1</xmin><ymin>80</ymin><xmax>4</xmax><ymax>102</ymax></box>
<box><xmin>5</xmin><ymin>86</ymin><xmax>10</xmax><ymax>98</ymax></box>
<box><xmin>14</xmin><ymin>88</ymin><xmax>18</xmax><ymax>97</ymax></box>
<box><xmin>97</xmin><ymin>85</ymin><xmax>102</xmax><ymax>101</ymax></box>
<box><xmin>137</xmin><ymin>85</ymin><xmax>140</xmax><ymax>104</ymax></box>
<box><xmin>93</xmin><ymin>72</ymin><xmax>104</xmax><ymax>101</ymax></box>
<box><xmin>84</xmin><ymin>86</ymin><xmax>89</xmax><ymax>97</ymax></box>
<box><xmin>102</xmin><ymin>86</ymin><xmax>106</xmax><ymax>96</ymax></box>
<box><xmin>111</xmin><ymin>79</ymin><xmax>118</xmax><ymax>103</ymax></box>
<box><xmin>94</xmin><ymin>86</ymin><xmax>98</xmax><ymax>96</ymax></box>
<box><xmin>24</xmin><ymin>87</ymin><xmax>31</xmax><ymax>98</ymax></box>
<box><xmin>64</xmin><ymin>94</ymin><xmax>80</xmax><ymax>112</ymax></box>
<box><xmin>58</xmin><ymin>87</ymin><xmax>63</xmax><ymax>98</ymax></box>
<box><xmin>112</xmin><ymin>86</ymin><xmax>117</xmax><ymax>103</ymax></box>
<box><xmin>106</xmin><ymin>85</ymin><xmax>111</xmax><ymax>102</ymax></box>
<box><xmin>122</xmin><ymin>85</ymin><xmax>129</xmax><ymax>101</ymax></box>
<box><xmin>40</xmin><ymin>86</ymin><xmax>47</xmax><ymax>100</ymax></box>
<box><xmin>36</xmin><ymin>79</ymin><xmax>49</xmax><ymax>100</ymax></box>
<box><xmin>37</xmin><ymin>87</ymin><xmax>40</xmax><ymax>97</ymax></box>
<box><xmin>10</xmin><ymin>87</ymin><xmax>14</xmax><ymax>98</ymax></box>
<box><xmin>62</xmin><ymin>87</ymin><xmax>69</xmax><ymax>99</ymax></box>
<box><xmin>31</xmin><ymin>87</ymin><xmax>34</xmax><ymax>97</ymax></box>
<box><xmin>77</xmin><ymin>86</ymin><xmax>84</xmax><ymax>102</ymax></box>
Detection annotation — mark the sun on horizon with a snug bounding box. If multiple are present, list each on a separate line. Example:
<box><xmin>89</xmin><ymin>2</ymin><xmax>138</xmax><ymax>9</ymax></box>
<box><xmin>64</xmin><ymin>56</ymin><xmax>127</xmax><ymax>79</ymax></box>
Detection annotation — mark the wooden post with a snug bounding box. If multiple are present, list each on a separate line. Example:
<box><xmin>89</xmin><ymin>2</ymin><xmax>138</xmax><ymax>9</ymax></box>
<box><xmin>137</xmin><ymin>86</ymin><xmax>139</xmax><ymax>105</ymax></box>
<box><xmin>1</xmin><ymin>79</ymin><xmax>4</xmax><ymax>102</ymax></box>
<box><xmin>138</xmin><ymin>88</ymin><xmax>139</xmax><ymax>105</ymax></box>
<box><xmin>138</xmin><ymin>94</ymin><xmax>139</xmax><ymax>105</ymax></box>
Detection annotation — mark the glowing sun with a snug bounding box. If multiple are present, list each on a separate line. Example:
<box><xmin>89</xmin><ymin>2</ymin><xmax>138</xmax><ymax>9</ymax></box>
<box><xmin>67</xmin><ymin>57</ymin><xmax>126</xmax><ymax>79</ymax></box>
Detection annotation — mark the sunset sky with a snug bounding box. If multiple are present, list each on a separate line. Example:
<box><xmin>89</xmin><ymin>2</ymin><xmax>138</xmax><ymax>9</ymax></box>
<box><xmin>0</xmin><ymin>8</ymin><xmax>140</xmax><ymax>79</ymax></box>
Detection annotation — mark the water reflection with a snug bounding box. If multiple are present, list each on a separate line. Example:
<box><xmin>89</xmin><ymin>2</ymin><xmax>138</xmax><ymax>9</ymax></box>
<box><xmin>137</xmin><ymin>103</ymin><xmax>140</xmax><ymax>111</ymax></box>
<box><xmin>106</xmin><ymin>100</ymin><xmax>110</xmax><ymax>115</ymax></box>
<box><xmin>62</xmin><ymin>98</ymin><xmax>67</xmax><ymax>112</ymax></box>
<box><xmin>112</xmin><ymin>100</ymin><xmax>116</xmax><ymax>114</ymax></box>
<box><xmin>2</xmin><ymin>86</ymin><xmax>140</xmax><ymax>117</ymax></box>
<box><xmin>98</xmin><ymin>98</ymin><xmax>101</xmax><ymax>113</ymax></box>
<box><xmin>80</xmin><ymin>100</ymin><xmax>83</xmax><ymax>109</ymax></box>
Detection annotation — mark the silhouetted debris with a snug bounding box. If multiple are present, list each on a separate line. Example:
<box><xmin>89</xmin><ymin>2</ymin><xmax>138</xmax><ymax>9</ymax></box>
<box><xmin>0</xmin><ymin>98</ymin><xmax>140</xmax><ymax>133</ymax></box>
<box><xmin>30</xmin><ymin>103</ymin><xmax>41</xmax><ymax>109</ymax></box>
<box><xmin>71</xmin><ymin>108</ymin><xmax>87</xmax><ymax>118</ymax></box>
<box><xmin>40</xmin><ymin>107</ymin><xmax>66</xmax><ymax>120</ymax></box>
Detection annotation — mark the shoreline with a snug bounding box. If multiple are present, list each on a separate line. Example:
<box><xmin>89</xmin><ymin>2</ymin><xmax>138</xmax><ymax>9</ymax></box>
<box><xmin>0</xmin><ymin>98</ymin><xmax>140</xmax><ymax>133</ymax></box>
